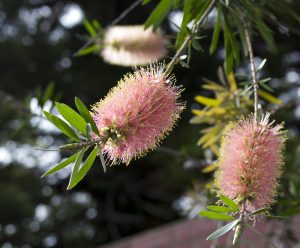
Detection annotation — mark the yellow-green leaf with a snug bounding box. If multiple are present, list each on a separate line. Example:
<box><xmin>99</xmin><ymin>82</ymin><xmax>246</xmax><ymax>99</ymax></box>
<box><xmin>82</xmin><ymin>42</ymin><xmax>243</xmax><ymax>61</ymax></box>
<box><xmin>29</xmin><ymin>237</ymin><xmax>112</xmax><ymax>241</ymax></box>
<box><xmin>195</xmin><ymin>96</ymin><xmax>221</xmax><ymax>107</ymax></box>
<box><xmin>258</xmin><ymin>90</ymin><xmax>283</xmax><ymax>105</ymax></box>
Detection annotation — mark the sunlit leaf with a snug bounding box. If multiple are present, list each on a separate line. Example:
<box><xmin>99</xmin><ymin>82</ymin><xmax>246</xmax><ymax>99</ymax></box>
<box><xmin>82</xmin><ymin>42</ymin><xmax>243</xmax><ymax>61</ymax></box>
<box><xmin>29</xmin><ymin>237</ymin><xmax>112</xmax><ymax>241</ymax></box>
<box><xmin>83</xmin><ymin>19</ymin><xmax>97</xmax><ymax>37</ymax></box>
<box><xmin>76</xmin><ymin>44</ymin><xmax>101</xmax><ymax>57</ymax></box>
<box><xmin>258</xmin><ymin>90</ymin><xmax>283</xmax><ymax>105</ymax></box>
<box><xmin>41</xmin><ymin>151</ymin><xmax>81</xmax><ymax>177</ymax></box>
<box><xmin>55</xmin><ymin>102</ymin><xmax>87</xmax><ymax>135</ymax></box>
<box><xmin>43</xmin><ymin>111</ymin><xmax>80</xmax><ymax>142</ymax></box>
<box><xmin>202</xmin><ymin>163</ymin><xmax>218</xmax><ymax>173</ymax></box>
<box><xmin>206</xmin><ymin>219</ymin><xmax>239</xmax><ymax>240</ymax></box>
<box><xmin>195</xmin><ymin>96</ymin><xmax>221</xmax><ymax>107</ymax></box>
<box><xmin>144</xmin><ymin>0</ymin><xmax>174</xmax><ymax>30</ymax></box>
<box><xmin>227</xmin><ymin>72</ymin><xmax>238</xmax><ymax>92</ymax></box>
<box><xmin>67</xmin><ymin>148</ymin><xmax>87</xmax><ymax>190</ymax></box>
<box><xmin>220</xmin><ymin>195</ymin><xmax>239</xmax><ymax>211</ymax></box>
<box><xmin>199</xmin><ymin>211</ymin><xmax>235</xmax><ymax>221</ymax></box>
<box><xmin>75</xmin><ymin>97</ymin><xmax>100</xmax><ymax>136</ymax></box>
<box><xmin>67</xmin><ymin>146</ymin><xmax>98</xmax><ymax>189</ymax></box>
<box><xmin>207</xmin><ymin>205</ymin><xmax>234</xmax><ymax>213</ymax></box>
<box><xmin>256</xmin><ymin>58</ymin><xmax>267</xmax><ymax>72</ymax></box>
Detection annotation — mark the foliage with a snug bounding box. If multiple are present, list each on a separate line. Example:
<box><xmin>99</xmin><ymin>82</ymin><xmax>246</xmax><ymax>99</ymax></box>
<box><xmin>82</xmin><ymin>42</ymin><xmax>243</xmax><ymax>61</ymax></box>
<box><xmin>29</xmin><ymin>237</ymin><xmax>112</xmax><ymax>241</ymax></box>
<box><xmin>1</xmin><ymin>0</ymin><xmax>300</xmax><ymax>247</ymax></box>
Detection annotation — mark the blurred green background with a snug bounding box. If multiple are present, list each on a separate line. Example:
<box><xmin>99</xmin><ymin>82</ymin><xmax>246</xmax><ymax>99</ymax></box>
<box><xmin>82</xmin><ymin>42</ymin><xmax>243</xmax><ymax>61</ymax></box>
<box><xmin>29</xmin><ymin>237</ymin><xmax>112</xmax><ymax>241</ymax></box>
<box><xmin>0</xmin><ymin>0</ymin><xmax>300</xmax><ymax>247</ymax></box>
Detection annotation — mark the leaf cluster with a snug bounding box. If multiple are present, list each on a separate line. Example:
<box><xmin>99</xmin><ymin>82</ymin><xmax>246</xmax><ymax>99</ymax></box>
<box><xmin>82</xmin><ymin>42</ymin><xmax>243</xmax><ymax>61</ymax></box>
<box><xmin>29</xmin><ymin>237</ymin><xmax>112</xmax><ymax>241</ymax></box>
<box><xmin>42</xmin><ymin>97</ymin><xmax>104</xmax><ymax>189</ymax></box>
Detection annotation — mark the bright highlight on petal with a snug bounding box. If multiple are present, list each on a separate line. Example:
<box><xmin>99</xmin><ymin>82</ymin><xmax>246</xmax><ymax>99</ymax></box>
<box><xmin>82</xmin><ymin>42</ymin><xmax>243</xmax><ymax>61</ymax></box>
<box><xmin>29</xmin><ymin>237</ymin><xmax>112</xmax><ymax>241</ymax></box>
<box><xmin>91</xmin><ymin>63</ymin><xmax>185</xmax><ymax>165</ymax></box>
<box><xmin>100</xmin><ymin>25</ymin><xmax>167</xmax><ymax>66</ymax></box>
<box><xmin>216</xmin><ymin>113</ymin><xmax>286</xmax><ymax>211</ymax></box>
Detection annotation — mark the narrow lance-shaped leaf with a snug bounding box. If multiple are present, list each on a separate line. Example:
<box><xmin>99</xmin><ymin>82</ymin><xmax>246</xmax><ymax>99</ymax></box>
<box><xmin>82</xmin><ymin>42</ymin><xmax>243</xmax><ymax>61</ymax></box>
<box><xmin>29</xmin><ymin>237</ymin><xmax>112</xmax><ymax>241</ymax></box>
<box><xmin>256</xmin><ymin>58</ymin><xmax>267</xmax><ymax>72</ymax></box>
<box><xmin>195</xmin><ymin>96</ymin><xmax>221</xmax><ymax>107</ymax></box>
<box><xmin>55</xmin><ymin>102</ymin><xmax>87</xmax><ymax>135</ymax></box>
<box><xmin>83</xmin><ymin>19</ymin><xmax>97</xmax><ymax>37</ymax></box>
<box><xmin>144</xmin><ymin>0</ymin><xmax>174</xmax><ymax>30</ymax></box>
<box><xmin>199</xmin><ymin>211</ymin><xmax>235</xmax><ymax>221</ymax></box>
<box><xmin>207</xmin><ymin>205</ymin><xmax>235</xmax><ymax>213</ymax></box>
<box><xmin>206</xmin><ymin>219</ymin><xmax>239</xmax><ymax>240</ymax></box>
<box><xmin>220</xmin><ymin>195</ymin><xmax>239</xmax><ymax>211</ymax></box>
<box><xmin>41</xmin><ymin>151</ymin><xmax>81</xmax><ymax>177</ymax></box>
<box><xmin>209</xmin><ymin>3</ymin><xmax>222</xmax><ymax>54</ymax></box>
<box><xmin>249</xmin><ymin>207</ymin><xmax>270</xmax><ymax>216</ymax></box>
<box><xmin>67</xmin><ymin>148</ymin><xmax>87</xmax><ymax>190</ymax></box>
<box><xmin>67</xmin><ymin>146</ymin><xmax>98</xmax><ymax>190</ymax></box>
<box><xmin>223</xmin><ymin>13</ymin><xmax>234</xmax><ymax>74</ymax></box>
<box><xmin>42</xmin><ymin>81</ymin><xmax>55</xmax><ymax>107</ymax></box>
<box><xmin>97</xmin><ymin>143</ymin><xmax>106</xmax><ymax>173</ymax></box>
<box><xmin>43</xmin><ymin>111</ymin><xmax>80</xmax><ymax>142</ymax></box>
<box><xmin>258</xmin><ymin>90</ymin><xmax>283</xmax><ymax>105</ymax></box>
<box><xmin>75</xmin><ymin>97</ymin><xmax>100</xmax><ymax>136</ymax></box>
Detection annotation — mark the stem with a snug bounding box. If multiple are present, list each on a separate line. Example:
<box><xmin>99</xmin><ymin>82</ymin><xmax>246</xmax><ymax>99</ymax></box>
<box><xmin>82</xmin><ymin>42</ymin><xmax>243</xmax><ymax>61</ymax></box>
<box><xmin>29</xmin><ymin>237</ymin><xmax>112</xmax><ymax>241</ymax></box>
<box><xmin>242</xmin><ymin>16</ymin><xmax>259</xmax><ymax>119</ymax></box>
<box><xmin>59</xmin><ymin>137</ymin><xmax>107</xmax><ymax>151</ymax></box>
<box><xmin>165</xmin><ymin>0</ymin><xmax>218</xmax><ymax>75</ymax></box>
<box><xmin>73</xmin><ymin>0</ymin><xmax>142</xmax><ymax>57</ymax></box>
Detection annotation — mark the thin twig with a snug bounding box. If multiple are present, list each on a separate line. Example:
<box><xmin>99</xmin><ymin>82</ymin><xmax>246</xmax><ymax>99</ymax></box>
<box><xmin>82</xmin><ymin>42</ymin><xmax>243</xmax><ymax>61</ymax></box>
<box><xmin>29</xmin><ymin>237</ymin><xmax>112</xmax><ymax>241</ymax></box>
<box><xmin>73</xmin><ymin>0</ymin><xmax>142</xmax><ymax>57</ymax></box>
<box><xmin>242</xmin><ymin>15</ymin><xmax>259</xmax><ymax>119</ymax></box>
<box><xmin>165</xmin><ymin>0</ymin><xmax>218</xmax><ymax>75</ymax></box>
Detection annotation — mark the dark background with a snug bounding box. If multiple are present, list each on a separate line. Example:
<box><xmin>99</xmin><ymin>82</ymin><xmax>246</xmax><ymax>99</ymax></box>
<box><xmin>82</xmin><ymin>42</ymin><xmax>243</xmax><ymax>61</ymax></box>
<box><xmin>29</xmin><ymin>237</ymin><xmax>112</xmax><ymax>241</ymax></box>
<box><xmin>0</xmin><ymin>0</ymin><xmax>300</xmax><ymax>247</ymax></box>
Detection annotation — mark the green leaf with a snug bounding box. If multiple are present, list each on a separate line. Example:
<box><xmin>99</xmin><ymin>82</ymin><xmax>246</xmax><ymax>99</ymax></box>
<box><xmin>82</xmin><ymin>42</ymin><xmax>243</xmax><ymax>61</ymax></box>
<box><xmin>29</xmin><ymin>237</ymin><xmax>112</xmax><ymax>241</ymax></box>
<box><xmin>258</xmin><ymin>90</ymin><xmax>283</xmax><ymax>105</ymax></box>
<box><xmin>75</xmin><ymin>97</ymin><xmax>100</xmax><ymax>136</ymax></box>
<box><xmin>179</xmin><ymin>60</ymin><xmax>190</xmax><ymax>68</ymax></box>
<box><xmin>83</xmin><ymin>19</ymin><xmax>97</xmax><ymax>37</ymax></box>
<box><xmin>55</xmin><ymin>102</ymin><xmax>87</xmax><ymax>135</ymax></box>
<box><xmin>143</xmin><ymin>0</ymin><xmax>151</xmax><ymax>5</ymax></box>
<box><xmin>256</xmin><ymin>58</ymin><xmax>267</xmax><ymax>72</ymax></box>
<box><xmin>41</xmin><ymin>151</ymin><xmax>81</xmax><ymax>177</ymax></box>
<box><xmin>199</xmin><ymin>211</ymin><xmax>235</xmax><ymax>221</ymax></box>
<box><xmin>175</xmin><ymin>0</ymin><xmax>192</xmax><ymax>47</ymax></box>
<box><xmin>67</xmin><ymin>148</ymin><xmax>87</xmax><ymax>190</ymax></box>
<box><xmin>209</xmin><ymin>3</ymin><xmax>222</xmax><ymax>54</ymax></box>
<box><xmin>223</xmin><ymin>14</ymin><xmax>234</xmax><ymax>74</ymax></box>
<box><xmin>207</xmin><ymin>205</ymin><xmax>235</xmax><ymax>213</ymax></box>
<box><xmin>220</xmin><ymin>195</ymin><xmax>239</xmax><ymax>211</ymax></box>
<box><xmin>206</xmin><ymin>220</ymin><xmax>239</xmax><ymax>240</ymax></box>
<box><xmin>195</xmin><ymin>96</ymin><xmax>221</xmax><ymax>107</ymax></box>
<box><xmin>144</xmin><ymin>0</ymin><xmax>174</xmax><ymax>30</ymax></box>
<box><xmin>76</xmin><ymin>44</ymin><xmax>101</xmax><ymax>57</ymax></box>
<box><xmin>249</xmin><ymin>207</ymin><xmax>270</xmax><ymax>216</ymax></box>
<box><xmin>92</xmin><ymin>19</ymin><xmax>103</xmax><ymax>33</ymax></box>
<box><xmin>258</xmin><ymin>81</ymin><xmax>273</xmax><ymax>93</ymax></box>
<box><xmin>67</xmin><ymin>146</ymin><xmax>98</xmax><ymax>189</ymax></box>
<box><xmin>191</xmin><ymin>38</ymin><xmax>203</xmax><ymax>51</ymax></box>
<box><xmin>42</xmin><ymin>81</ymin><xmax>55</xmax><ymax>107</ymax></box>
<box><xmin>43</xmin><ymin>111</ymin><xmax>80</xmax><ymax>142</ymax></box>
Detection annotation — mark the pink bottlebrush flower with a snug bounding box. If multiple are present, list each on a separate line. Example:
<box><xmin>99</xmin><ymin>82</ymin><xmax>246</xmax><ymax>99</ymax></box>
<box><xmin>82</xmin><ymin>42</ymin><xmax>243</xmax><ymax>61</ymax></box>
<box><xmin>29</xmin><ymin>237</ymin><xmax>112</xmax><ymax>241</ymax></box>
<box><xmin>100</xmin><ymin>25</ymin><xmax>167</xmax><ymax>66</ymax></box>
<box><xmin>91</xmin><ymin>64</ymin><xmax>185</xmax><ymax>165</ymax></box>
<box><xmin>215</xmin><ymin>113</ymin><xmax>286</xmax><ymax>211</ymax></box>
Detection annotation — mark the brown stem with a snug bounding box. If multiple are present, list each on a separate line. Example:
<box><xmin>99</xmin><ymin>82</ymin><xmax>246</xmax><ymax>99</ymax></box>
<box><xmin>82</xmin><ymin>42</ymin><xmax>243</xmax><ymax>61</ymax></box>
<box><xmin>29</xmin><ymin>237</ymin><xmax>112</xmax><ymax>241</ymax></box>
<box><xmin>165</xmin><ymin>0</ymin><xmax>218</xmax><ymax>75</ymax></box>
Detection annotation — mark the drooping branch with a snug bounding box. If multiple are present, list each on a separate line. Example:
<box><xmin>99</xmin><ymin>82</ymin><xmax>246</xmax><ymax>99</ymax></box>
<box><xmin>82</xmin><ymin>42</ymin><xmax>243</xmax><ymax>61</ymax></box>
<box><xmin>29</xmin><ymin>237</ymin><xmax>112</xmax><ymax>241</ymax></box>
<box><xmin>165</xmin><ymin>0</ymin><xmax>218</xmax><ymax>75</ymax></box>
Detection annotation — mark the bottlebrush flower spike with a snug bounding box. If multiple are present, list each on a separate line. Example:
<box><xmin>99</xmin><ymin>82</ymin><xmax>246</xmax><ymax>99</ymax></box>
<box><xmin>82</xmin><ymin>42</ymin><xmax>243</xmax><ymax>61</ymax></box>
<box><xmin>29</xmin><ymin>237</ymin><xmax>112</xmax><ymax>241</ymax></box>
<box><xmin>215</xmin><ymin>113</ymin><xmax>286</xmax><ymax>211</ymax></box>
<box><xmin>100</xmin><ymin>25</ymin><xmax>167</xmax><ymax>66</ymax></box>
<box><xmin>91</xmin><ymin>63</ymin><xmax>185</xmax><ymax>165</ymax></box>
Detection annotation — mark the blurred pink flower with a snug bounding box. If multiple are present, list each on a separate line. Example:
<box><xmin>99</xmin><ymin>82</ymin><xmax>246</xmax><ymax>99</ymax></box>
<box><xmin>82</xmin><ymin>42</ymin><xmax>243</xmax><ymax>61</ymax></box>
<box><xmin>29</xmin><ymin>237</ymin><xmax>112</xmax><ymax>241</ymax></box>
<box><xmin>100</xmin><ymin>25</ymin><xmax>167</xmax><ymax>66</ymax></box>
<box><xmin>91</xmin><ymin>64</ymin><xmax>184</xmax><ymax>165</ymax></box>
<box><xmin>216</xmin><ymin>114</ymin><xmax>286</xmax><ymax>211</ymax></box>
